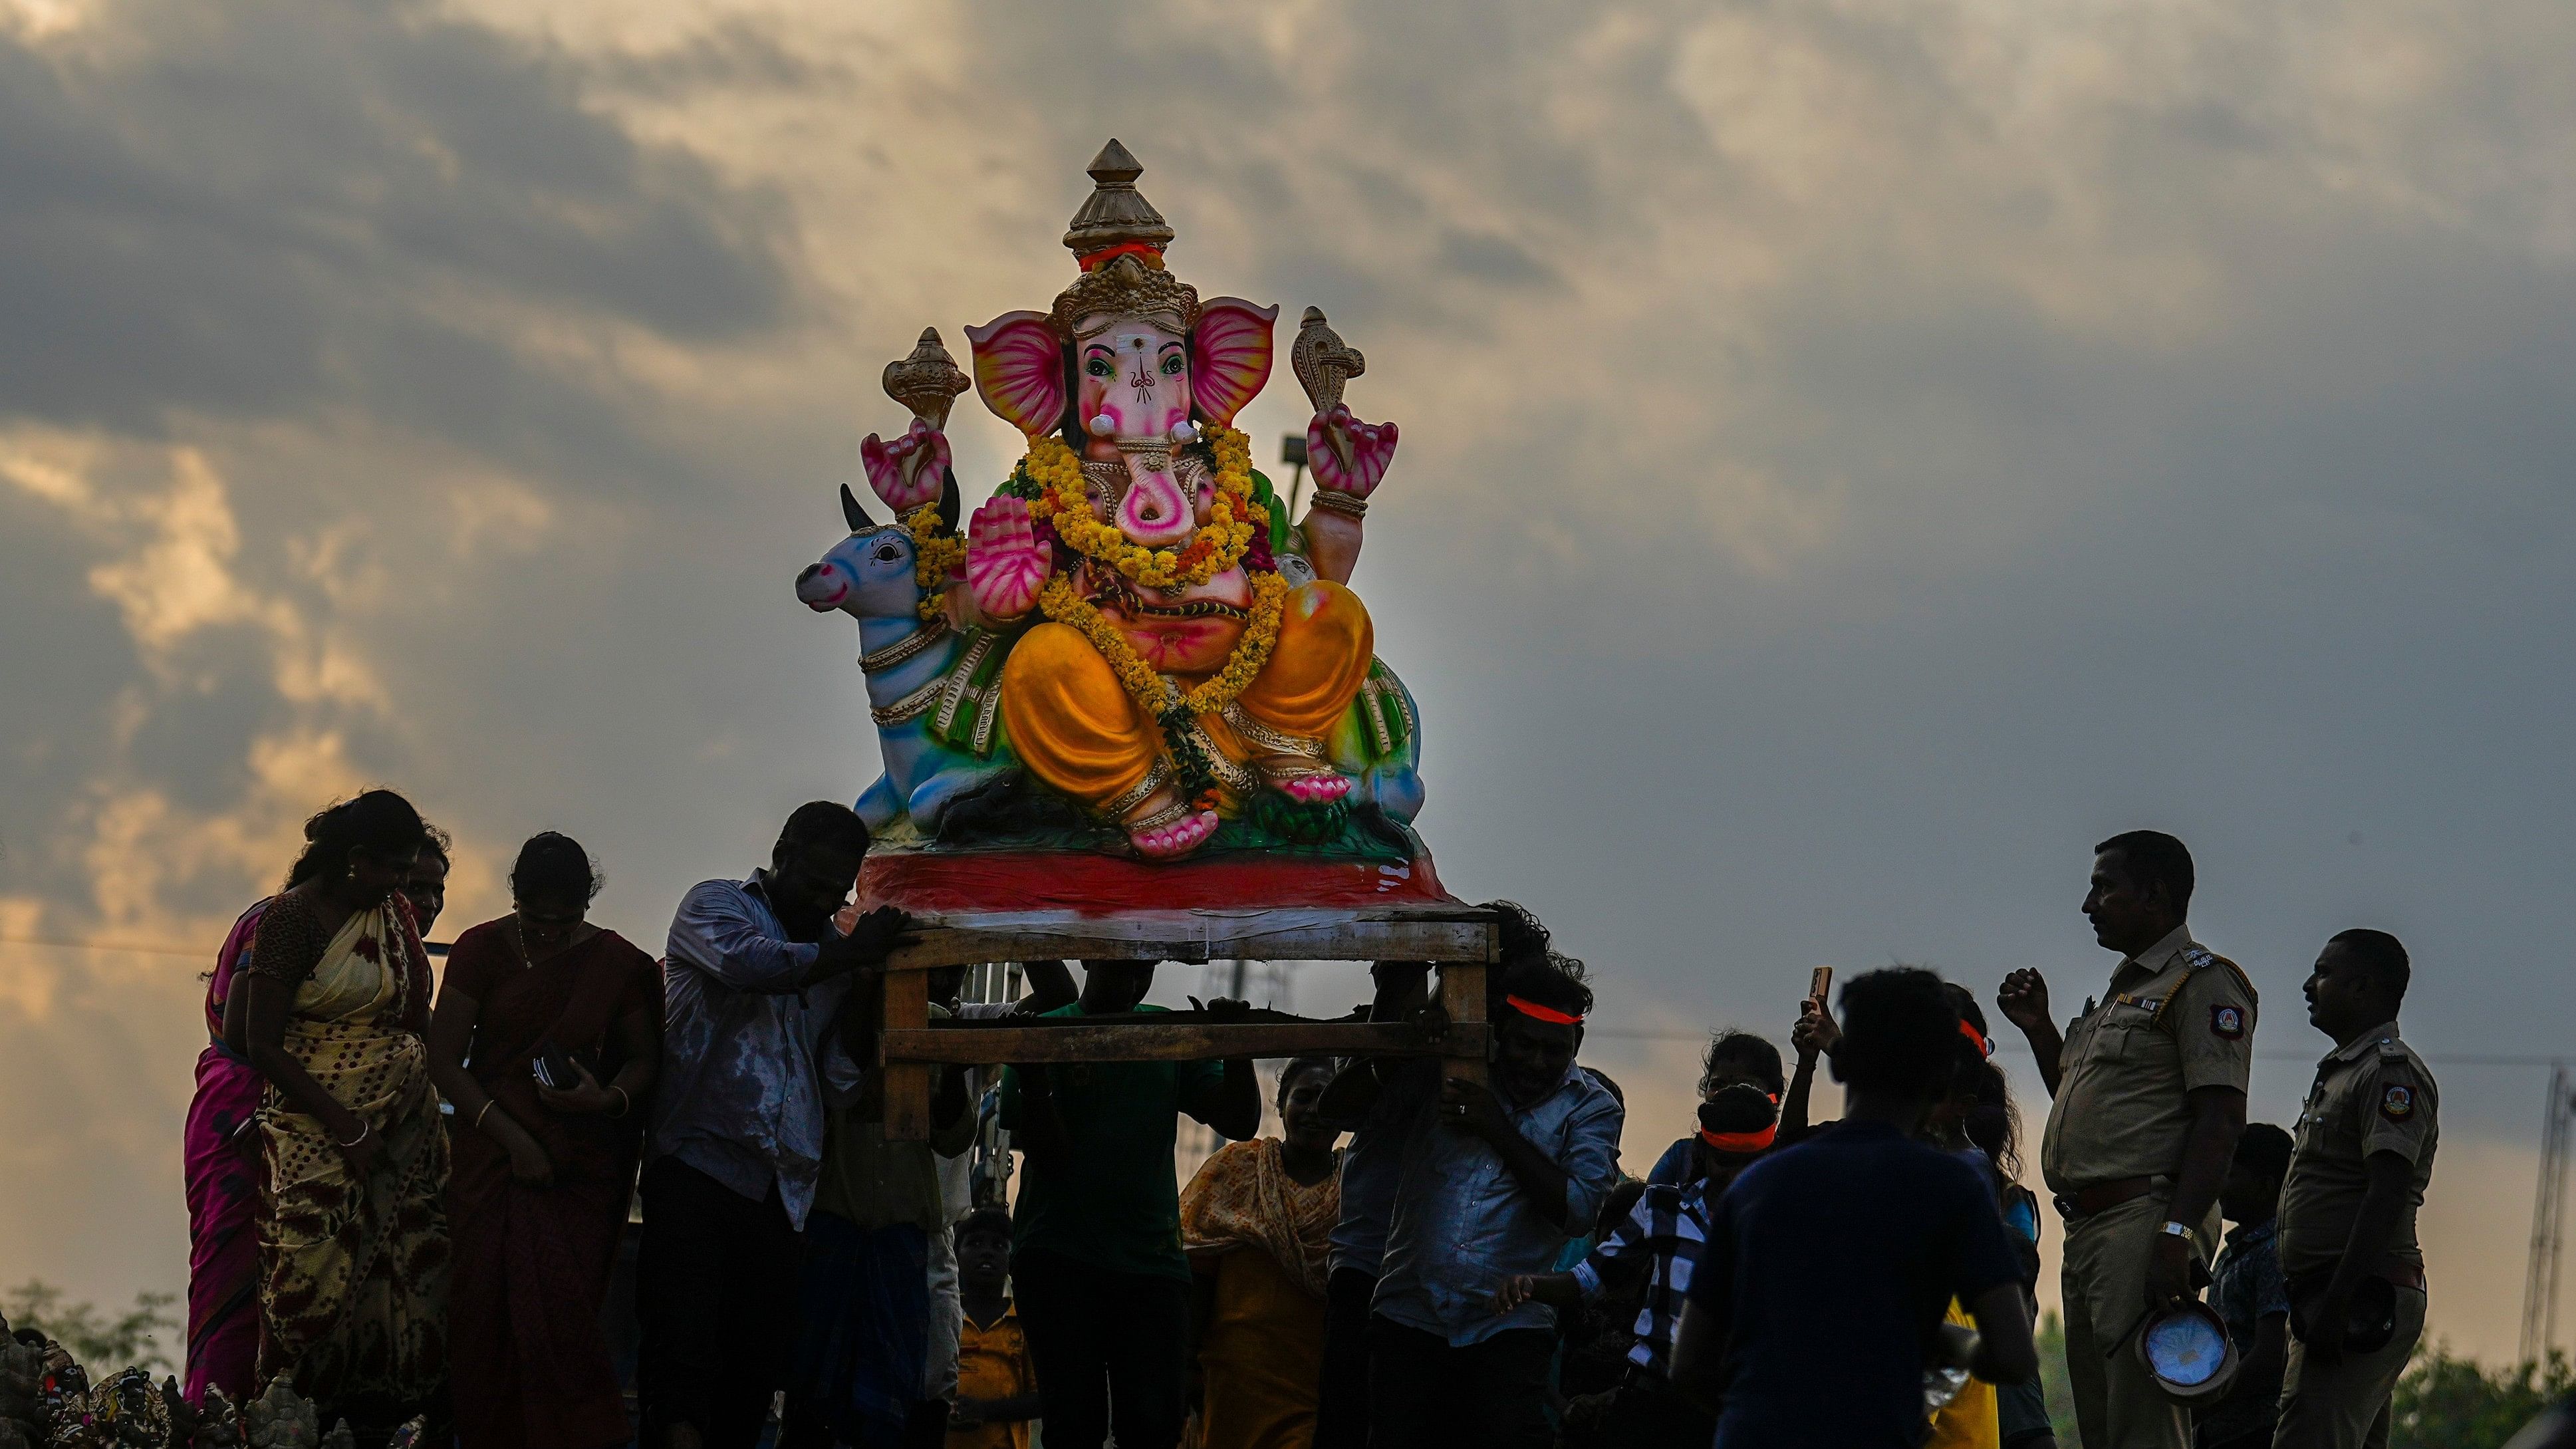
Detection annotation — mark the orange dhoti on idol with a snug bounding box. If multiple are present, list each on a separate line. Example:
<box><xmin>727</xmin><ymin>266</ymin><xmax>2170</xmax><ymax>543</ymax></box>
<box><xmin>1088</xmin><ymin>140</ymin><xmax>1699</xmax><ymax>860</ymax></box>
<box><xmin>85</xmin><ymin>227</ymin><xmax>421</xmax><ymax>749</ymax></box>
<box><xmin>1001</xmin><ymin>579</ymin><xmax>1374</xmax><ymax>818</ymax></box>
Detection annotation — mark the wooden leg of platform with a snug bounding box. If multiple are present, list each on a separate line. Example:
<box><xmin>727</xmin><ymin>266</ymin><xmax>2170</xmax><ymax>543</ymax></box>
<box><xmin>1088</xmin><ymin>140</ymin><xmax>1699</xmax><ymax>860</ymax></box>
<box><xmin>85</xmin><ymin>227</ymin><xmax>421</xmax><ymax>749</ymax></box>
<box><xmin>881</xmin><ymin>968</ymin><xmax>932</xmax><ymax>1141</ymax></box>
<box><xmin>1441</xmin><ymin>962</ymin><xmax>1488</xmax><ymax>1088</ymax></box>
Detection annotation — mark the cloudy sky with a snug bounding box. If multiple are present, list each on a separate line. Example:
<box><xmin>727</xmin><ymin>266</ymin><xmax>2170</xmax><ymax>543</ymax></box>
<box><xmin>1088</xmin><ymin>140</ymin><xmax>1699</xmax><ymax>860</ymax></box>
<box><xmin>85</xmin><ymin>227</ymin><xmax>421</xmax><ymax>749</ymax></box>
<box><xmin>5</xmin><ymin>0</ymin><xmax>2574</xmax><ymax>1362</ymax></box>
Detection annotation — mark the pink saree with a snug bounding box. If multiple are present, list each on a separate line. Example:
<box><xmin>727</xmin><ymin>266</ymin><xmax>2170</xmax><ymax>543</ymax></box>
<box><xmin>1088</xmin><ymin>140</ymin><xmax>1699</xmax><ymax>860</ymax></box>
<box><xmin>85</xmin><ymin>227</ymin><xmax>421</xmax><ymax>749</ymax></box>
<box><xmin>182</xmin><ymin>900</ymin><xmax>271</xmax><ymax>1406</ymax></box>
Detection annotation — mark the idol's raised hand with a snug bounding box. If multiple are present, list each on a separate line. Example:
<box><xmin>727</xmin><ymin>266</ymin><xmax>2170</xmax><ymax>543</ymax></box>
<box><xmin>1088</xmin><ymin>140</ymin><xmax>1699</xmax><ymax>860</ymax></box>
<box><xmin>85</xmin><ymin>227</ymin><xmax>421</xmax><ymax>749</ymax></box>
<box><xmin>1307</xmin><ymin>406</ymin><xmax>1397</xmax><ymax>502</ymax></box>
<box><xmin>860</xmin><ymin>418</ymin><xmax>952</xmax><ymax>513</ymax></box>
<box><xmin>965</xmin><ymin>494</ymin><xmax>1050</xmax><ymax>620</ymax></box>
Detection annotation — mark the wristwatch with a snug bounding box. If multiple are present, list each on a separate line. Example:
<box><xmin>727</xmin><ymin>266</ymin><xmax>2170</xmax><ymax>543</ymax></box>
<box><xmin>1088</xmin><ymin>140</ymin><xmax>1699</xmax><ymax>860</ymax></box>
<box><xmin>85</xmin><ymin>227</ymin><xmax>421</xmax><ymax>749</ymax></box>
<box><xmin>2158</xmin><ymin>1220</ymin><xmax>2196</xmax><ymax>1244</ymax></box>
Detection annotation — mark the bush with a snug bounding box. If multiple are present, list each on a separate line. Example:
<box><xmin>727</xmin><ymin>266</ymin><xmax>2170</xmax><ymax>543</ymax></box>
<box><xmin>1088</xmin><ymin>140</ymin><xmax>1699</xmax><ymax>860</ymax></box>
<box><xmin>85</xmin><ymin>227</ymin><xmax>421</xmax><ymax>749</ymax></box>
<box><xmin>2390</xmin><ymin>1343</ymin><xmax>2573</xmax><ymax>1449</ymax></box>
<box><xmin>0</xmin><ymin>1279</ymin><xmax>182</xmax><ymax>1374</ymax></box>
<box><xmin>2037</xmin><ymin>1309</ymin><xmax>2081</xmax><ymax>1443</ymax></box>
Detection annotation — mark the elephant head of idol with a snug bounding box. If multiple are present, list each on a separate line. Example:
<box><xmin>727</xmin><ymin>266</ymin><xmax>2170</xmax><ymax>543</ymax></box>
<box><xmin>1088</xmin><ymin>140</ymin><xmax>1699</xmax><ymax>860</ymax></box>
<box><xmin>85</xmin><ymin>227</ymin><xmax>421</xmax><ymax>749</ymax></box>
<box><xmin>964</xmin><ymin>140</ymin><xmax>1277</xmax><ymax>551</ymax></box>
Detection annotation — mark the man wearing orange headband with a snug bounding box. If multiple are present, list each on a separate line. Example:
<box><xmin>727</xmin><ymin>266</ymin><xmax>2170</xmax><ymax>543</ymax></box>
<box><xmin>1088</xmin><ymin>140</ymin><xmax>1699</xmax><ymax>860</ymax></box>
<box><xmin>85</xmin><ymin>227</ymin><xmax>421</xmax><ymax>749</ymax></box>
<box><xmin>1364</xmin><ymin>950</ymin><xmax>1625</xmax><ymax>1449</ymax></box>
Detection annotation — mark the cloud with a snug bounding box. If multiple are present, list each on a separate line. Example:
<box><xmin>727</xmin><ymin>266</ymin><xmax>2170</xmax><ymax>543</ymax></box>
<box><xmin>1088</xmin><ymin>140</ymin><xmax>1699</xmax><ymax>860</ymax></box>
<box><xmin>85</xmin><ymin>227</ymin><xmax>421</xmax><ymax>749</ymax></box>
<box><xmin>0</xmin><ymin>0</ymin><xmax>801</xmax><ymax>494</ymax></box>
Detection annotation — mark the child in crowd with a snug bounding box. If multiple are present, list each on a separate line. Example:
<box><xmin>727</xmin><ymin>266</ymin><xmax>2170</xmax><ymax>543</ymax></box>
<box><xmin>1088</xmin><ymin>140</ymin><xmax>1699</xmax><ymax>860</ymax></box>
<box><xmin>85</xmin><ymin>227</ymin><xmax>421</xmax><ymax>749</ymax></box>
<box><xmin>948</xmin><ymin>1209</ymin><xmax>1042</xmax><ymax>1449</ymax></box>
<box><xmin>1648</xmin><ymin>1031</ymin><xmax>1786</xmax><ymax>1186</ymax></box>
<box><xmin>1497</xmin><ymin>1077</ymin><xmax>1781</xmax><ymax>1446</ymax></box>
<box><xmin>1669</xmin><ymin>967</ymin><xmax>2037</xmax><ymax>1449</ymax></box>
<box><xmin>1180</xmin><ymin>1056</ymin><xmax>1344</xmax><ymax>1449</ymax></box>
<box><xmin>2200</xmin><ymin>1124</ymin><xmax>2294</xmax><ymax>1449</ymax></box>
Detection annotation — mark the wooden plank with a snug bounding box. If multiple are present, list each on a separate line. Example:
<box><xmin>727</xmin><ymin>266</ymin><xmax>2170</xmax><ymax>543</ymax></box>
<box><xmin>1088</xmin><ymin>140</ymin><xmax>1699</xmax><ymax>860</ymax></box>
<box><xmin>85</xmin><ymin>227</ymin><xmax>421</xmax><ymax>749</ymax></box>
<box><xmin>880</xmin><ymin>968</ymin><xmax>932</xmax><ymax>1140</ymax></box>
<box><xmin>877</xmin><ymin>908</ymin><xmax>1495</xmax><ymax>971</ymax></box>
<box><xmin>1440</xmin><ymin>962</ymin><xmax>1489</xmax><ymax>1087</ymax></box>
<box><xmin>881</xmin><ymin>1020</ymin><xmax>1489</xmax><ymax>1066</ymax></box>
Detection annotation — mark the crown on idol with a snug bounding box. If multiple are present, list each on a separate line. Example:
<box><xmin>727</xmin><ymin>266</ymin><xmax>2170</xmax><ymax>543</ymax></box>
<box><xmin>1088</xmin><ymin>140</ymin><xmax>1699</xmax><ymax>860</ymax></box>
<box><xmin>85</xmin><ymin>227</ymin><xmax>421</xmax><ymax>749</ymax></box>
<box><xmin>1049</xmin><ymin>139</ymin><xmax>1200</xmax><ymax>340</ymax></box>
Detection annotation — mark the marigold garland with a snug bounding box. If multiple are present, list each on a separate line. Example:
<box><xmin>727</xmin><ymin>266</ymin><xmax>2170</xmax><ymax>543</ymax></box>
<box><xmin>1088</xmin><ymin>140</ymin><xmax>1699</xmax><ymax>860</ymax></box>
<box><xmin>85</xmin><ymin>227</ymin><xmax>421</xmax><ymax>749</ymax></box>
<box><xmin>903</xmin><ymin>503</ymin><xmax>966</xmax><ymax>620</ymax></box>
<box><xmin>1021</xmin><ymin>428</ymin><xmax>1266</xmax><ymax>589</ymax></box>
<box><xmin>1039</xmin><ymin>569</ymin><xmax>1291</xmax><ymax>789</ymax></box>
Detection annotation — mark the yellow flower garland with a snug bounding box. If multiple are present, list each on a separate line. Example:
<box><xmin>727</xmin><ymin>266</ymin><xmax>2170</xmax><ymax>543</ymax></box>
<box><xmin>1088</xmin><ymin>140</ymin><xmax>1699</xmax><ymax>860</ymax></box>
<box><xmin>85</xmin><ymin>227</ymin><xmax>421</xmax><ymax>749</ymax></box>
<box><xmin>1040</xmin><ymin>569</ymin><xmax>1289</xmax><ymax>720</ymax></box>
<box><xmin>1023</xmin><ymin>428</ymin><xmax>1265</xmax><ymax>589</ymax></box>
<box><xmin>904</xmin><ymin>503</ymin><xmax>966</xmax><ymax>620</ymax></box>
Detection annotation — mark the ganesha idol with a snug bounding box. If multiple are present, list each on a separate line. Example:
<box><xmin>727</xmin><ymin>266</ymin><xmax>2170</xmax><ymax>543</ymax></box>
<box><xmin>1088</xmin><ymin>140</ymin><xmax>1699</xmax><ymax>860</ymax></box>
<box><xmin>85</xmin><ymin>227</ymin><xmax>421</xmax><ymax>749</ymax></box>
<box><xmin>800</xmin><ymin>140</ymin><xmax>1422</xmax><ymax>866</ymax></box>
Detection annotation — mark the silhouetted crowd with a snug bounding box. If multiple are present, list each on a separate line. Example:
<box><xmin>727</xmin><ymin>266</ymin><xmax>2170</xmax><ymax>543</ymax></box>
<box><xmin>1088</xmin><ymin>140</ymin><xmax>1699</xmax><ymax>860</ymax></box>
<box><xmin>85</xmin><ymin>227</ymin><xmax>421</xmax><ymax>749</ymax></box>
<box><xmin>146</xmin><ymin>791</ymin><xmax>2456</xmax><ymax>1449</ymax></box>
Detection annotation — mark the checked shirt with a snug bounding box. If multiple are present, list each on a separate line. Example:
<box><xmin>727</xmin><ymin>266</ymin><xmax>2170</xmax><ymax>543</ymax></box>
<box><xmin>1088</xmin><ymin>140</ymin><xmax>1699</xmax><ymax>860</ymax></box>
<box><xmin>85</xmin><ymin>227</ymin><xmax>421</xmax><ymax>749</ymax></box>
<box><xmin>1571</xmin><ymin>1177</ymin><xmax>1712</xmax><ymax>1378</ymax></box>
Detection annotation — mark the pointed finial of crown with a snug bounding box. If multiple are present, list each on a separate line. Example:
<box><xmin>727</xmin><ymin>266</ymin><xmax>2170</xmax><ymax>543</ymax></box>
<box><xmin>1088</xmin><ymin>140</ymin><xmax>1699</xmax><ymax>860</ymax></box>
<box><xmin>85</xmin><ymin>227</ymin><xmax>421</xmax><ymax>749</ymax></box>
<box><xmin>1063</xmin><ymin>138</ymin><xmax>1174</xmax><ymax>267</ymax></box>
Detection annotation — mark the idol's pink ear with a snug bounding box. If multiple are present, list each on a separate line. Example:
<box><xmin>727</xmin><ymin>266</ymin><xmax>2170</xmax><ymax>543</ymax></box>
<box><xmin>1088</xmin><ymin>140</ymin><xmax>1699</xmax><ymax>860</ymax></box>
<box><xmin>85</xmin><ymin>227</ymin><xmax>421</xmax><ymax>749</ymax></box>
<box><xmin>964</xmin><ymin>311</ymin><xmax>1066</xmax><ymax>438</ymax></box>
<box><xmin>1189</xmin><ymin>299</ymin><xmax>1278</xmax><ymax>428</ymax></box>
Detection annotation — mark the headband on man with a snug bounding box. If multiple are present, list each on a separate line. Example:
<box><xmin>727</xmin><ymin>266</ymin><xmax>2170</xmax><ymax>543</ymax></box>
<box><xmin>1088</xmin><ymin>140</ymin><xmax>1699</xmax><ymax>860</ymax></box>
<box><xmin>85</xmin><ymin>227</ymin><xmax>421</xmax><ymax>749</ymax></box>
<box><xmin>1505</xmin><ymin>994</ymin><xmax>1584</xmax><ymax>1026</ymax></box>
<box><xmin>1960</xmin><ymin>1019</ymin><xmax>1993</xmax><ymax>1058</ymax></box>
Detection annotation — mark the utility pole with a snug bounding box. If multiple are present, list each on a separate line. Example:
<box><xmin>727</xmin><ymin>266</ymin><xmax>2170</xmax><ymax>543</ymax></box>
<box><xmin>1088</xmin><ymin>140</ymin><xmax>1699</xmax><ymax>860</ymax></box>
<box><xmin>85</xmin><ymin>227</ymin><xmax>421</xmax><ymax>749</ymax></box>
<box><xmin>1282</xmin><ymin>434</ymin><xmax>1310</xmax><ymax>519</ymax></box>
<box><xmin>2523</xmin><ymin>1063</ymin><xmax>2575</xmax><ymax>1363</ymax></box>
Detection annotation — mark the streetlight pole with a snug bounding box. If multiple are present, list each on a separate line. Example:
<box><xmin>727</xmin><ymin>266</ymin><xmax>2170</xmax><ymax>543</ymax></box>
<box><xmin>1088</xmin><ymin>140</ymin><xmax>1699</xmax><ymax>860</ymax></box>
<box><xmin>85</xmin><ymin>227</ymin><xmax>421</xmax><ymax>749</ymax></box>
<box><xmin>1281</xmin><ymin>434</ymin><xmax>1309</xmax><ymax>520</ymax></box>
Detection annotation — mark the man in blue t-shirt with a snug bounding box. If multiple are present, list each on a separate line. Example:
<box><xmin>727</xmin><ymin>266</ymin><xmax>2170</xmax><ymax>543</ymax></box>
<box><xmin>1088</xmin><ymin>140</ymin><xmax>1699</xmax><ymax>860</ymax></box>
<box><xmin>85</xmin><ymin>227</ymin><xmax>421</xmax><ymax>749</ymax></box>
<box><xmin>1671</xmin><ymin>967</ymin><xmax>2037</xmax><ymax>1448</ymax></box>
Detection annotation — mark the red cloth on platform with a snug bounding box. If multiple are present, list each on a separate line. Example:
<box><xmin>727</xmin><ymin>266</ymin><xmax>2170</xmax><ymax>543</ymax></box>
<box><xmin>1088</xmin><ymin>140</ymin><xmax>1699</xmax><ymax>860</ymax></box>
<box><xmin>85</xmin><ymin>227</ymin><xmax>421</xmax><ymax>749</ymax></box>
<box><xmin>857</xmin><ymin>849</ymin><xmax>1454</xmax><ymax>916</ymax></box>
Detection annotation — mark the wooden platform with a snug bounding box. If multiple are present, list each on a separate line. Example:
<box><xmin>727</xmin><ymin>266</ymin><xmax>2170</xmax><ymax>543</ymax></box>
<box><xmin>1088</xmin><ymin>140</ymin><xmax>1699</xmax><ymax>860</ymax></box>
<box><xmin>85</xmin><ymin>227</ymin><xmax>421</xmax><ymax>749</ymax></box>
<box><xmin>870</xmin><ymin>899</ymin><xmax>1497</xmax><ymax>1139</ymax></box>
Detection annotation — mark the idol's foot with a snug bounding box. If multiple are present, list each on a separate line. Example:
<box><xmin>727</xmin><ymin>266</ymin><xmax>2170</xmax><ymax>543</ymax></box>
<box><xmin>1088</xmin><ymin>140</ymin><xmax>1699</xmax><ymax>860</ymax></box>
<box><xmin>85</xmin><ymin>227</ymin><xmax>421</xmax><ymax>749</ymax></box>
<box><xmin>1118</xmin><ymin>785</ymin><xmax>1220</xmax><ymax>859</ymax></box>
<box><xmin>1259</xmin><ymin>759</ymin><xmax>1352</xmax><ymax>805</ymax></box>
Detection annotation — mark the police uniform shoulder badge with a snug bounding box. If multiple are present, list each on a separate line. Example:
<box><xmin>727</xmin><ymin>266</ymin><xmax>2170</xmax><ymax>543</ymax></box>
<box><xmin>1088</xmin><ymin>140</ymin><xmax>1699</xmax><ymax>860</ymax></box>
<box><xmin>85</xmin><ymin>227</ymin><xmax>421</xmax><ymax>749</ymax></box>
<box><xmin>2380</xmin><ymin>1083</ymin><xmax>2416</xmax><ymax>1122</ymax></box>
<box><xmin>2210</xmin><ymin>1003</ymin><xmax>2246</xmax><ymax>1040</ymax></box>
<box><xmin>2182</xmin><ymin>946</ymin><xmax>2217</xmax><ymax>970</ymax></box>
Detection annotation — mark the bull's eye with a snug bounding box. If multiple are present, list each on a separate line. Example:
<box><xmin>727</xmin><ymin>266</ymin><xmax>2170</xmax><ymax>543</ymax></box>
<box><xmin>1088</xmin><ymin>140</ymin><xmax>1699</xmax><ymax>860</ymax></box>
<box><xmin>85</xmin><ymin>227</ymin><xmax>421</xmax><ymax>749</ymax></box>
<box><xmin>1160</xmin><ymin>354</ymin><xmax>1184</xmax><ymax>376</ymax></box>
<box><xmin>876</xmin><ymin>545</ymin><xmax>902</xmax><ymax>563</ymax></box>
<box><xmin>1087</xmin><ymin>356</ymin><xmax>1114</xmax><ymax>378</ymax></box>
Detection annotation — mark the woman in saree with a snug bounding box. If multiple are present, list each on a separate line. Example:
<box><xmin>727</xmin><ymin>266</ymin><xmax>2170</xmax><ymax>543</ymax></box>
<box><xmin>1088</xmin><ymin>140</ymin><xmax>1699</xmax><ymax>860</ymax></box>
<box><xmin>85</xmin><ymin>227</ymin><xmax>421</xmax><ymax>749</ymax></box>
<box><xmin>234</xmin><ymin>789</ymin><xmax>450</xmax><ymax>1438</ymax></box>
<box><xmin>188</xmin><ymin>823</ymin><xmax>451</xmax><ymax>1407</ymax></box>
<box><xmin>427</xmin><ymin>832</ymin><xmax>662</xmax><ymax>1449</ymax></box>
<box><xmin>182</xmin><ymin>892</ymin><xmax>275</xmax><ymax>1406</ymax></box>
<box><xmin>1180</xmin><ymin>1057</ymin><xmax>1343</xmax><ymax>1449</ymax></box>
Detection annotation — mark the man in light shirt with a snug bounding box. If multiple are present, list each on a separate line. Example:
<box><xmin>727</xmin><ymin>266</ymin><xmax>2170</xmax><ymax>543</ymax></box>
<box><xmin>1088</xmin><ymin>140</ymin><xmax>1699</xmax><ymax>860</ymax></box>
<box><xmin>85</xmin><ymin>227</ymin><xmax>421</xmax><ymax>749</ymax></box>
<box><xmin>636</xmin><ymin>801</ymin><xmax>906</xmax><ymax>1449</ymax></box>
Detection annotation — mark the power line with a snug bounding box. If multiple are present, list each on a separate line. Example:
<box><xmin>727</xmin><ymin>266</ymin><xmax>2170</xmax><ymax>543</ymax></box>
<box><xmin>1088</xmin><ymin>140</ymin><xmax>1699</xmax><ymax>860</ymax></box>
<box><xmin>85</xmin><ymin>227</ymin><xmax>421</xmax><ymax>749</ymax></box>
<box><xmin>1585</xmin><ymin>1025</ymin><xmax>2566</xmax><ymax>1068</ymax></box>
<box><xmin>0</xmin><ymin>931</ymin><xmax>451</xmax><ymax>959</ymax></box>
<box><xmin>0</xmin><ymin>932</ymin><xmax>205</xmax><ymax>959</ymax></box>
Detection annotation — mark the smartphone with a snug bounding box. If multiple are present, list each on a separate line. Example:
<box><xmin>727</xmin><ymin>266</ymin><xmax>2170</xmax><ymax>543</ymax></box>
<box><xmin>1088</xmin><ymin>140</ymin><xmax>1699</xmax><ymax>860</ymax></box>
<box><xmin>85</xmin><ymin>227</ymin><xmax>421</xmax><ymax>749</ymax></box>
<box><xmin>531</xmin><ymin>1039</ymin><xmax>580</xmax><ymax>1091</ymax></box>
<box><xmin>1808</xmin><ymin>966</ymin><xmax>1833</xmax><ymax>1009</ymax></box>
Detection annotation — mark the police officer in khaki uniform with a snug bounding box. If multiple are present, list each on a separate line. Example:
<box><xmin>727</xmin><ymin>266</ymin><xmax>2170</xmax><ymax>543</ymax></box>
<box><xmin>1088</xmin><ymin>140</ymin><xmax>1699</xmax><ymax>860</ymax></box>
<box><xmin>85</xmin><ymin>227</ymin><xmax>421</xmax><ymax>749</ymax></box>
<box><xmin>1997</xmin><ymin>831</ymin><xmax>2255</xmax><ymax>1449</ymax></box>
<box><xmin>2273</xmin><ymin>929</ymin><xmax>2436</xmax><ymax>1449</ymax></box>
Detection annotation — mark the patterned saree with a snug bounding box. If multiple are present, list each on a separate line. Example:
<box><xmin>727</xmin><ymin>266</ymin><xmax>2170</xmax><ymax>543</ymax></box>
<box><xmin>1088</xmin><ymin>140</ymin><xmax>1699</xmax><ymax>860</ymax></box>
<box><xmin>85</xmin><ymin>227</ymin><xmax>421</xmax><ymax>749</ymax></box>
<box><xmin>257</xmin><ymin>900</ymin><xmax>450</xmax><ymax>1429</ymax></box>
